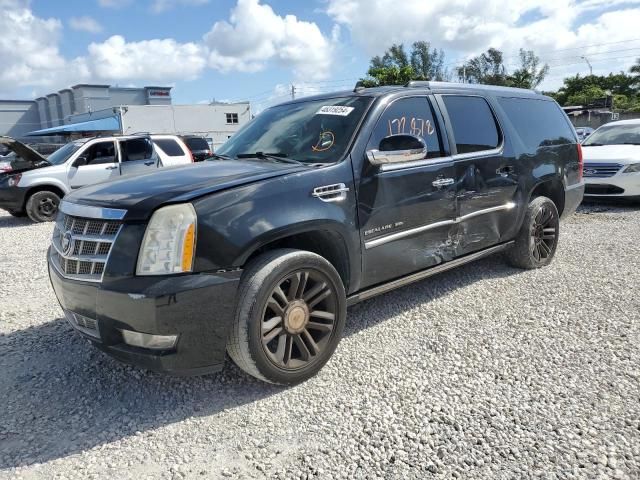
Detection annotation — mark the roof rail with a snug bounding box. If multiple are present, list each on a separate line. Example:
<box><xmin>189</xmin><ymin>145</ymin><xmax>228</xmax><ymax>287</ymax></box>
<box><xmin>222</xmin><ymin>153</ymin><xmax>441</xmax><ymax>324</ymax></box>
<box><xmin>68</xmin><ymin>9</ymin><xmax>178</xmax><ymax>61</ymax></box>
<box><xmin>404</xmin><ymin>80</ymin><xmax>537</xmax><ymax>95</ymax></box>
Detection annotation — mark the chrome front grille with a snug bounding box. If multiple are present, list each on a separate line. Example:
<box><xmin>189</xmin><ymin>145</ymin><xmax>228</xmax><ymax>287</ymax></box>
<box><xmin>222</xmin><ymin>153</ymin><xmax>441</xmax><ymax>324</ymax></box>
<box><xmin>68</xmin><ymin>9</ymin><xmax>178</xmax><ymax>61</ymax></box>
<box><xmin>583</xmin><ymin>163</ymin><xmax>623</xmax><ymax>178</ymax></box>
<box><xmin>50</xmin><ymin>212</ymin><xmax>123</xmax><ymax>282</ymax></box>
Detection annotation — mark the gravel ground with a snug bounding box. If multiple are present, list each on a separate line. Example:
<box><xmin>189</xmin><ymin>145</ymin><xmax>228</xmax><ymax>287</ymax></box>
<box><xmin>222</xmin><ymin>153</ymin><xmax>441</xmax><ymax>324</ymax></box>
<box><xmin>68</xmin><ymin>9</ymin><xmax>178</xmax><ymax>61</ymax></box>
<box><xmin>1</xmin><ymin>202</ymin><xmax>639</xmax><ymax>480</ymax></box>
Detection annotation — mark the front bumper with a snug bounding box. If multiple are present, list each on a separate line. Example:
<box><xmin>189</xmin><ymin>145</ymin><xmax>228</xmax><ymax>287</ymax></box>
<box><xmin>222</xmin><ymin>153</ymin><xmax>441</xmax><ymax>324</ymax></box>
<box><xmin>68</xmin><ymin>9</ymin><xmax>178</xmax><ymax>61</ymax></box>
<box><xmin>584</xmin><ymin>171</ymin><xmax>640</xmax><ymax>198</ymax></box>
<box><xmin>48</xmin><ymin>251</ymin><xmax>242</xmax><ymax>375</ymax></box>
<box><xmin>0</xmin><ymin>184</ymin><xmax>28</xmax><ymax>211</ymax></box>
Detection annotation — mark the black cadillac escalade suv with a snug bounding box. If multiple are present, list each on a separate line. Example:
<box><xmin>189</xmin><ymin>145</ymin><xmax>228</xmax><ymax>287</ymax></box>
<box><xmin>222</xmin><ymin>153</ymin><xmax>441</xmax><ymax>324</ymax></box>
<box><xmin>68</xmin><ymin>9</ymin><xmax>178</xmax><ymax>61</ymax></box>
<box><xmin>48</xmin><ymin>82</ymin><xmax>584</xmax><ymax>384</ymax></box>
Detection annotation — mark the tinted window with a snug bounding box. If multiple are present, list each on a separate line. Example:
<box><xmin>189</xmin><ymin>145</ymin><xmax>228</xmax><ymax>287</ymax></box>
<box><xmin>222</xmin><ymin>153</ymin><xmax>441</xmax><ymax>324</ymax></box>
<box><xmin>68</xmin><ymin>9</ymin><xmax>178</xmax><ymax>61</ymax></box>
<box><xmin>84</xmin><ymin>141</ymin><xmax>116</xmax><ymax>165</ymax></box>
<box><xmin>499</xmin><ymin>97</ymin><xmax>575</xmax><ymax>151</ymax></box>
<box><xmin>442</xmin><ymin>96</ymin><xmax>500</xmax><ymax>154</ymax></box>
<box><xmin>154</xmin><ymin>139</ymin><xmax>185</xmax><ymax>156</ymax></box>
<box><xmin>183</xmin><ymin>137</ymin><xmax>210</xmax><ymax>151</ymax></box>
<box><xmin>583</xmin><ymin>123</ymin><xmax>640</xmax><ymax>146</ymax></box>
<box><xmin>368</xmin><ymin>97</ymin><xmax>442</xmax><ymax>158</ymax></box>
<box><xmin>120</xmin><ymin>138</ymin><xmax>154</xmax><ymax>162</ymax></box>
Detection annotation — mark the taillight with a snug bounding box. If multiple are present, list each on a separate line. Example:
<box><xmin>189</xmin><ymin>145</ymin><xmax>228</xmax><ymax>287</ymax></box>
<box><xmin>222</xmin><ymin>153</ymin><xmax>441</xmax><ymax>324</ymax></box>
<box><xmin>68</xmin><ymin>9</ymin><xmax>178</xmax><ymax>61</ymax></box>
<box><xmin>577</xmin><ymin>143</ymin><xmax>583</xmax><ymax>181</ymax></box>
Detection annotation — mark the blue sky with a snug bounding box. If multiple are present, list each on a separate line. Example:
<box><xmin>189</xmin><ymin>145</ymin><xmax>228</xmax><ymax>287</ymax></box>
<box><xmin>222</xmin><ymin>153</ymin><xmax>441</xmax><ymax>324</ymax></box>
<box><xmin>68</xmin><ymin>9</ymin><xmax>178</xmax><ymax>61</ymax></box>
<box><xmin>3</xmin><ymin>0</ymin><xmax>640</xmax><ymax>109</ymax></box>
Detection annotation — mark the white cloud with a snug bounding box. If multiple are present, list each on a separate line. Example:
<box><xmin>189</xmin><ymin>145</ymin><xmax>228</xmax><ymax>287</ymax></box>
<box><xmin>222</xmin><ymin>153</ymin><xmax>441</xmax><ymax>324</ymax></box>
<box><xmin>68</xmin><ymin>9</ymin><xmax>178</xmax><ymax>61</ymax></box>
<box><xmin>87</xmin><ymin>35</ymin><xmax>206</xmax><ymax>81</ymax></box>
<box><xmin>0</xmin><ymin>0</ymin><xmax>87</xmax><ymax>93</ymax></box>
<box><xmin>204</xmin><ymin>0</ymin><xmax>334</xmax><ymax>80</ymax></box>
<box><xmin>151</xmin><ymin>0</ymin><xmax>209</xmax><ymax>13</ymax></box>
<box><xmin>326</xmin><ymin>0</ymin><xmax>640</xmax><ymax>89</ymax></box>
<box><xmin>69</xmin><ymin>16</ymin><xmax>103</xmax><ymax>34</ymax></box>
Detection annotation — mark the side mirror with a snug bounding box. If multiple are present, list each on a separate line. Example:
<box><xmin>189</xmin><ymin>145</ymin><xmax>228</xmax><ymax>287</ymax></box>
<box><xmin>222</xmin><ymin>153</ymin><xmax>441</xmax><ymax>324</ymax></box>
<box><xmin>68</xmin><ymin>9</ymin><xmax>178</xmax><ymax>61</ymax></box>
<box><xmin>367</xmin><ymin>134</ymin><xmax>427</xmax><ymax>165</ymax></box>
<box><xmin>73</xmin><ymin>156</ymin><xmax>88</xmax><ymax>168</ymax></box>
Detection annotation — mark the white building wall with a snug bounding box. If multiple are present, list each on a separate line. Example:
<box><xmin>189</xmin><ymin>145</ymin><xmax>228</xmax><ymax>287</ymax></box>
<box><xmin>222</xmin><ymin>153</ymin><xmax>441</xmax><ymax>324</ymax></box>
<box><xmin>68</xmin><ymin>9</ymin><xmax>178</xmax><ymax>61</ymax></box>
<box><xmin>120</xmin><ymin>103</ymin><xmax>250</xmax><ymax>148</ymax></box>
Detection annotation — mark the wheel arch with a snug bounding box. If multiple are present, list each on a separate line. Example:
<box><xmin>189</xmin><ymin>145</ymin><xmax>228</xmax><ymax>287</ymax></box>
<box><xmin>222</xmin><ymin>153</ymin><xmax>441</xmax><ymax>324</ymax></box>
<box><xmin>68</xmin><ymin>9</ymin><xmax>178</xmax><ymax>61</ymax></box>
<box><xmin>23</xmin><ymin>184</ymin><xmax>66</xmax><ymax>209</ymax></box>
<box><xmin>528</xmin><ymin>178</ymin><xmax>565</xmax><ymax>216</ymax></box>
<box><xmin>239</xmin><ymin>224</ymin><xmax>352</xmax><ymax>292</ymax></box>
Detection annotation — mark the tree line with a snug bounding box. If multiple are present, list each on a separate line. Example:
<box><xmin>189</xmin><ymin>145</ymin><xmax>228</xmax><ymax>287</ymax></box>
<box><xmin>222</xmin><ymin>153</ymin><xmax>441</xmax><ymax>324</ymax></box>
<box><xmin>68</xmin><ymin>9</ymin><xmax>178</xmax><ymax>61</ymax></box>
<box><xmin>359</xmin><ymin>42</ymin><xmax>640</xmax><ymax>112</ymax></box>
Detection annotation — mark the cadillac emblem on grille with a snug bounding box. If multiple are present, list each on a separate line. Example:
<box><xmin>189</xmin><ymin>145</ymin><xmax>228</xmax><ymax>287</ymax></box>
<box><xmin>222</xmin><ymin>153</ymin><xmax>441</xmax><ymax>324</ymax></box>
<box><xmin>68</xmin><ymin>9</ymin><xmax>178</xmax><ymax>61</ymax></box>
<box><xmin>61</xmin><ymin>231</ymin><xmax>73</xmax><ymax>256</ymax></box>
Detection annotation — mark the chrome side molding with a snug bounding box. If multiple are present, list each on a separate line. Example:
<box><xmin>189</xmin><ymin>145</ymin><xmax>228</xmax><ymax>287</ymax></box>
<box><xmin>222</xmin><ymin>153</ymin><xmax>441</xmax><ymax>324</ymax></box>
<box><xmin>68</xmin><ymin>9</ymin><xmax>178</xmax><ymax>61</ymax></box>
<box><xmin>348</xmin><ymin>241</ymin><xmax>515</xmax><ymax>306</ymax></box>
<box><xmin>365</xmin><ymin>202</ymin><xmax>515</xmax><ymax>249</ymax></box>
<box><xmin>60</xmin><ymin>201</ymin><xmax>127</xmax><ymax>220</ymax></box>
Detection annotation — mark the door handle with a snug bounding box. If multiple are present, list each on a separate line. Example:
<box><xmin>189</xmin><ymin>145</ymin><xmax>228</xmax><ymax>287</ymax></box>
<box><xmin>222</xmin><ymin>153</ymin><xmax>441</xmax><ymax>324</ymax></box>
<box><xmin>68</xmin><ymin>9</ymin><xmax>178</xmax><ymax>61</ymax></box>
<box><xmin>497</xmin><ymin>165</ymin><xmax>514</xmax><ymax>176</ymax></box>
<box><xmin>432</xmin><ymin>178</ymin><xmax>455</xmax><ymax>188</ymax></box>
<box><xmin>144</xmin><ymin>160</ymin><xmax>155</xmax><ymax>166</ymax></box>
<box><xmin>105</xmin><ymin>165</ymin><xmax>118</xmax><ymax>170</ymax></box>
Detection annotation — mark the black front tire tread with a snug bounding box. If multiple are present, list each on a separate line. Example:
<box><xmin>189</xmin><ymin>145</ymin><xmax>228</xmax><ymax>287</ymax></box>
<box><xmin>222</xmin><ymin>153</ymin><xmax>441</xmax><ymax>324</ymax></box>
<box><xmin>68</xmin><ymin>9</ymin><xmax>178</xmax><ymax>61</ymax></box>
<box><xmin>227</xmin><ymin>249</ymin><xmax>346</xmax><ymax>385</ymax></box>
<box><xmin>506</xmin><ymin>196</ymin><xmax>559</xmax><ymax>270</ymax></box>
<box><xmin>25</xmin><ymin>190</ymin><xmax>60</xmax><ymax>223</ymax></box>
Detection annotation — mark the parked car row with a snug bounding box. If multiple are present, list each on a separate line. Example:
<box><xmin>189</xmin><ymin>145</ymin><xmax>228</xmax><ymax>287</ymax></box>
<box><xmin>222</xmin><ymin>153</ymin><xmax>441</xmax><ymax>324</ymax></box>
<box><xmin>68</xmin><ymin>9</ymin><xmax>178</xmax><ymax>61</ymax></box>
<box><xmin>0</xmin><ymin>134</ymin><xmax>212</xmax><ymax>222</ymax></box>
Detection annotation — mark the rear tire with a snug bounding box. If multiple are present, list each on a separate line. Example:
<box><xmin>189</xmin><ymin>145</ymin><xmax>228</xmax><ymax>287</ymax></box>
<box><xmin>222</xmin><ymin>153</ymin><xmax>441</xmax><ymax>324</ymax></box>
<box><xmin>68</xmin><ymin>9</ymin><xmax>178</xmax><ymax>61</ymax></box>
<box><xmin>506</xmin><ymin>196</ymin><xmax>560</xmax><ymax>269</ymax></box>
<box><xmin>227</xmin><ymin>249</ymin><xmax>346</xmax><ymax>385</ymax></box>
<box><xmin>25</xmin><ymin>190</ymin><xmax>61</xmax><ymax>223</ymax></box>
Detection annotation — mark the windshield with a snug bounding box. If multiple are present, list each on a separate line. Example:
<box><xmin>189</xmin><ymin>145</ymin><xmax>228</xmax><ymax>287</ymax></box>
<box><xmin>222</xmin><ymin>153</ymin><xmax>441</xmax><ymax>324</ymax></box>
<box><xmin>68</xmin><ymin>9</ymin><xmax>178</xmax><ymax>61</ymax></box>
<box><xmin>583</xmin><ymin>123</ymin><xmax>640</xmax><ymax>146</ymax></box>
<box><xmin>45</xmin><ymin>142</ymin><xmax>83</xmax><ymax>165</ymax></box>
<box><xmin>217</xmin><ymin>96</ymin><xmax>372</xmax><ymax>163</ymax></box>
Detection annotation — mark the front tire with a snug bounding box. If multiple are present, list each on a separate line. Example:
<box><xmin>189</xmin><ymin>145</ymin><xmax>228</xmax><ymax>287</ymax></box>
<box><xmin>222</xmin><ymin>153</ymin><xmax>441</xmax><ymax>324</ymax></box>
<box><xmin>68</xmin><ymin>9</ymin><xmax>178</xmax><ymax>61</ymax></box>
<box><xmin>227</xmin><ymin>249</ymin><xmax>346</xmax><ymax>385</ymax></box>
<box><xmin>506</xmin><ymin>196</ymin><xmax>560</xmax><ymax>269</ymax></box>
<box><xmin>25</xmin><ymin>190</ymin><xmax>60</xmax><ymax>223</ymax></box>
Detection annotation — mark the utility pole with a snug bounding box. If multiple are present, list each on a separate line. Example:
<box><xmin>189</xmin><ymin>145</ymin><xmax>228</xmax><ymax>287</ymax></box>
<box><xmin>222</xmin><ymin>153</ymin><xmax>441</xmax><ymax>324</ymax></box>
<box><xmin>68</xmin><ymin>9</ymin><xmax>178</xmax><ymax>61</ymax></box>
<box><xmin>291</xmin><ymin>84</ymin><xmax>296</xmax><ymax>100</ymax></box>
<box><xmin>580</xmin><ymin>56</ymin><xmax>593</xmax><ymax>75</ymax></box>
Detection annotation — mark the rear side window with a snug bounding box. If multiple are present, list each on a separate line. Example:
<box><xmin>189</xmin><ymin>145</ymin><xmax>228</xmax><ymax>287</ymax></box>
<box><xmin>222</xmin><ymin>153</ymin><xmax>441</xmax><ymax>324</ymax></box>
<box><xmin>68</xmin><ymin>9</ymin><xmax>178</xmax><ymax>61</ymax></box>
<box><xmin>498</xmin><ymin>97</ymin><xmax>575</xmax><ymax>151</ymax></box>
<box><xmin>368</xmin><ymin>96</ymin><xmax>443</xmax><ymax>158</ymax></box>
<box><xmin>183</xmin><ymin>137</ymin><xmax>209</xmax><ymax>151</ymax></box>
<box><xmin>442</xmin><ymin>96</ymin><xmax>500</xmax><ymax>154</ymax></box>
<box><xmin>120</xmin><ymin>138</ymin><xmax>154</xmax><ymax>162</ymax></box>
<box><xmin>154</xmin><ymin>139</ymin><xmax>185</xmax><ymax>157</ymax></box>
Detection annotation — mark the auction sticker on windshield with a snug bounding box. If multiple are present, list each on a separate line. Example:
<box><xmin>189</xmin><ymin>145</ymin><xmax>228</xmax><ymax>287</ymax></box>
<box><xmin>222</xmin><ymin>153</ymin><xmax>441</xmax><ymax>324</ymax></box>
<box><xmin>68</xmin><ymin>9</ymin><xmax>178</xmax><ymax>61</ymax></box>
<box><xmin>316</xmin><ymin>106</ymin><xmax>355</xmax><ymax>116</ymax></box>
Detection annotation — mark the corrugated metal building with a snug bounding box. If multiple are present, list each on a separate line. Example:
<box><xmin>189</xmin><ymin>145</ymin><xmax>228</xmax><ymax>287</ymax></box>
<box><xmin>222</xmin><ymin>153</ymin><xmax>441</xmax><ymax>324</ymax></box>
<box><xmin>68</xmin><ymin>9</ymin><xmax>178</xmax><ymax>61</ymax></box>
<box><xmin>0</xmin><ymin>84</ymin><xmax>250</xmax><ymax>149</ymax></box>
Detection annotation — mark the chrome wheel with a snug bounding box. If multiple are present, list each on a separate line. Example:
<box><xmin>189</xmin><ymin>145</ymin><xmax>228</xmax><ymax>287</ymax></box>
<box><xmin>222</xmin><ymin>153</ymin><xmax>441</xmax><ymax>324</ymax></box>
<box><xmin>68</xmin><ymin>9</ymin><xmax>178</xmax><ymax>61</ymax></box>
<box><xmin>261</xmin><ymin>269</ymin><xmax>337</xmax><ymax>370</ymax></box>
<box><xmin>530</xmin><ymin>204</ymin><xmax>557</xmax><ymax>262</ymax></box>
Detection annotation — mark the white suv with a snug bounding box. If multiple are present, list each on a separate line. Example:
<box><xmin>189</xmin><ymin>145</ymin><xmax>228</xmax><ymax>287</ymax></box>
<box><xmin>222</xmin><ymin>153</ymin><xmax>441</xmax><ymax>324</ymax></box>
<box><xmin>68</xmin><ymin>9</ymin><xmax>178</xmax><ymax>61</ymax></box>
<box><xmin>0</xmin><ymin>134</ymin><xmax>193</xmax><ymax>222</ymax></box>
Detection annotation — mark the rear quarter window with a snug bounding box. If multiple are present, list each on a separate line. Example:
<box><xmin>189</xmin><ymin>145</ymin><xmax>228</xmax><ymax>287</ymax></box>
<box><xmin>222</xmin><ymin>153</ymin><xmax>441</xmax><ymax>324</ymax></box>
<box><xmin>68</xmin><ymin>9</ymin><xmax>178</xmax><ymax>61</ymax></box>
<box><xmin>184</xmin><ymin>137</ymin><xmax>209</xmax><ymax>151</ymax></box>
<box><xmin>498</xmin><ymin>97</ymin><xmax>576</xmax><ymax>151</ymax></box>
<box><xmin>441</xmin><ymin>95</ymin><xmax>501</xmax><ymax>154</ymax></box>
<box><xmin>154</xmin><ymin>139</ymin><xmax>185</xmax><ymax>157</ymax></box>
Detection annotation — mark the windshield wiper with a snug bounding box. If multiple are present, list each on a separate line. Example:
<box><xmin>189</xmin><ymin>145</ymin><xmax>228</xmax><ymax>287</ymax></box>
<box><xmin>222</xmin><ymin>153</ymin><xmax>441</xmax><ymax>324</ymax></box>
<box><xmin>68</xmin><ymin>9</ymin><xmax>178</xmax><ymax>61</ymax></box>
<box><xmin>236</xmin><ymin>152</ymin><xmax>306</xmax><ymax>166</ymax></box>
<box><xmin>209</xmin><ymin>152</ymin><xmax>233</xmax><ymax>160</ymax></box>
<box><xmin>583</xmin><ymin>143</ymin><xmax>603</xmax><ymax>146</ymax></box>
<box><xmin>621</xmin><ymin>142</ymin><xmax>640</xmax><ymax>145</ymax></box>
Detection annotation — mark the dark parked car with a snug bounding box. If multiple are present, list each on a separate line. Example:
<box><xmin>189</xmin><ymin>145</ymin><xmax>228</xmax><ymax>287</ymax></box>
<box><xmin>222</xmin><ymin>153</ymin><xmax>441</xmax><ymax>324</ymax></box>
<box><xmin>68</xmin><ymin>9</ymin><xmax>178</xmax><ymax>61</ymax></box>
<box><xmin>48</xmin><ymin>82</ymin><xmax>584</xmax><ymax>384</ymax></box>
<box><xmin>180</xmin><ymin>135</ymin><xmax>213</xmax><ymax>162</ymax></box>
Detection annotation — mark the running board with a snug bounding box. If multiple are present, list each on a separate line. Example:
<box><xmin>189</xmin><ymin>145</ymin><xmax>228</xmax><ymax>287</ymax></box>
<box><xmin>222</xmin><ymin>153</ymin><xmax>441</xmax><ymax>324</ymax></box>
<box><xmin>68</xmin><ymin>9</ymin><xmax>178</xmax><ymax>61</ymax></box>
<box><xmin>347</xmin><ymin>241</ymin><xmax>515</xmax><ymax>306</ymax></box>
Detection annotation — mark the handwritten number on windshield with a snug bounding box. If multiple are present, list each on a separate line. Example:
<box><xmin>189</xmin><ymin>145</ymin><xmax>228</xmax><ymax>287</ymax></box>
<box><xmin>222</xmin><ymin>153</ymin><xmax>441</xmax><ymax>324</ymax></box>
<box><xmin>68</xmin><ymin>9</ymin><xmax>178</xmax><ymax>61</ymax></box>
<box><xmin>388</xmin><ymin>117</ymin><xmax>435</xmax><ymax>137</ymax></box>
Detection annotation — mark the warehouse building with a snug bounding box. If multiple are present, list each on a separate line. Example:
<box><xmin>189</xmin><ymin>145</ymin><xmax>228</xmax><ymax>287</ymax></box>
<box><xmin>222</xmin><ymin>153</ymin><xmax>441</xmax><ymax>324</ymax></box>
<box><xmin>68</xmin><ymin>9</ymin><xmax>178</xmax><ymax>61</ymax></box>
<box><xmin>0</xmin><ymin>84</ymin><xmax>250</xmax><ymax>150</ymax></box>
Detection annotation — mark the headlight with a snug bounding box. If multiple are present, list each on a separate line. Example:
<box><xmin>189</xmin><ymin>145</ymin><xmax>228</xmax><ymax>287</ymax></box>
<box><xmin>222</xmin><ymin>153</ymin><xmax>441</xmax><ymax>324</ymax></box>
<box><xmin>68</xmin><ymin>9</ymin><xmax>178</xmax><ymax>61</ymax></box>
<box><xmin>624</xmin><ymin>163</ymin><xmax>640</xmax><ymax>173</ymax></box>
<box><xmin>136</xmin><ymin>203</ymin><xmax>197</xmax><ymax>276</ymax></box>
<box><xmin>7</xmin><ymin>173</ymin><xmax>21</xmax><ymax>187</ymax></box>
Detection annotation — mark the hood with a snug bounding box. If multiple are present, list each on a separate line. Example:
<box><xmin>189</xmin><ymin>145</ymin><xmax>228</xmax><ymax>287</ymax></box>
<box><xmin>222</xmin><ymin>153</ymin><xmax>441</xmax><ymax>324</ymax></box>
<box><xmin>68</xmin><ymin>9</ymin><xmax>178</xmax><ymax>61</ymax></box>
<box><xmin>65</xmin><ymin>160</ymin><xmax>307</xmax><ymax>221</ymax></box>
<box><xmin>582</xmin><ymin>144</ymin><xmax>640</xmax><ymax>165</ymax></box>
<box><xmin>0</xmin><ymin>136</ymin><xmax>49</xmax><ymax>174</ymax></box>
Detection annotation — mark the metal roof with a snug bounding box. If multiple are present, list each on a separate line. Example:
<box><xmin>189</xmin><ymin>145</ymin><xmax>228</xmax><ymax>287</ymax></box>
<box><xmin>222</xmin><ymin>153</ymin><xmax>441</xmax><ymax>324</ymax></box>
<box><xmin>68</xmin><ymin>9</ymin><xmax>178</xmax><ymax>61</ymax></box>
<box><xmin>26</xmin><ymin>116</ymin><xmax>121</xmax><ymax>136</ymax></box>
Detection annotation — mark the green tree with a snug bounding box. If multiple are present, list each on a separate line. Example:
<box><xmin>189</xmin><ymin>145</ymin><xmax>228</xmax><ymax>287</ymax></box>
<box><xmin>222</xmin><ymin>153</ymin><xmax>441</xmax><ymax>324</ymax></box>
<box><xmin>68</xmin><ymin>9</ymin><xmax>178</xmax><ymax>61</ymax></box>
<box><xmin>507</xmin><ymin>49</ymin><xmax>549</xmax><ymax>89</ymax></box>
<box><xmin>566</xmin><ymin>85</ymin><xmax>606</xmax><ymax>106</ymax></box>
<box><xmin>457</xmin><ymin>48</ymin><xmax>507</xmax><ymax>85</ymax></box>
<box><xmin>359</xmin><ymin>42</ymin><xmax>449</xmax><ymax>87</ymax></box>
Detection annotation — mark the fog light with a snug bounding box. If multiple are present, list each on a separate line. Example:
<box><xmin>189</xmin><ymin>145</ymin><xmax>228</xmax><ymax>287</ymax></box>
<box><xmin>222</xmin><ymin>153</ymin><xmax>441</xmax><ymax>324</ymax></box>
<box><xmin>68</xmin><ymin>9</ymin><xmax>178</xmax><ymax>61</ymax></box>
<box><xmin>121</xmin><ymin>330</ymin><xmax>178</xmax><ymax>350</ymax></box>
